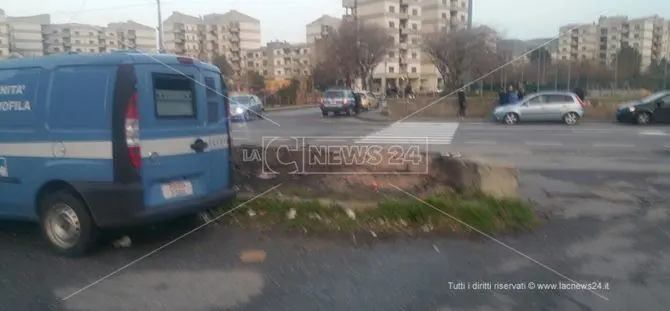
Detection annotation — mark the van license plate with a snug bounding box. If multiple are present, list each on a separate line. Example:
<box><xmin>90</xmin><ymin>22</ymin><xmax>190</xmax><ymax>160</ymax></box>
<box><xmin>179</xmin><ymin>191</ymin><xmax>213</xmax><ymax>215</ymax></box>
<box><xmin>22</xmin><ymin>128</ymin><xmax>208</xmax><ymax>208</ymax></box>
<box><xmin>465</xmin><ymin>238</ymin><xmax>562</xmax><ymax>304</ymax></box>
<box><xmin>161</xmin><ymin>181</ymin><xmax>194</xmax><ymax>199</ymax></box>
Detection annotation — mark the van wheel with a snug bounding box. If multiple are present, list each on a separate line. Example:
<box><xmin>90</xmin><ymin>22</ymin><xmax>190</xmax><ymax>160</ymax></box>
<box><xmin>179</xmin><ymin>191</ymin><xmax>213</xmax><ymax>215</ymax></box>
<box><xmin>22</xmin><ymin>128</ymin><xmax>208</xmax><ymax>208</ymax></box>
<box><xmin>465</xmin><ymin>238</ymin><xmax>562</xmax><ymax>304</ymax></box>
<box><xmin>39</xmin><ymin>191</ymin><xmax>98</xmax><ymax>257</ymax></box>
<box><xmin>563</xmin><ymin>112</ymin><xmax>580</xmax><ymax>125</ymax></box>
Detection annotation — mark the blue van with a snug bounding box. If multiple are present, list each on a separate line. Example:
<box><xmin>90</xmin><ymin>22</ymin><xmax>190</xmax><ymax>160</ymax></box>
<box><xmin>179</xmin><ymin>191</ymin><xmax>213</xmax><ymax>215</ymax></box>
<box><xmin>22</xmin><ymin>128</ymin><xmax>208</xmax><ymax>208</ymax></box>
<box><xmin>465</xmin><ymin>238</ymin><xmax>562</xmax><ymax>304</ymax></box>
<box><xmin>0</xmin><ymin>52</ymin><xmax>236</xmax><ymax>256</ymax></box>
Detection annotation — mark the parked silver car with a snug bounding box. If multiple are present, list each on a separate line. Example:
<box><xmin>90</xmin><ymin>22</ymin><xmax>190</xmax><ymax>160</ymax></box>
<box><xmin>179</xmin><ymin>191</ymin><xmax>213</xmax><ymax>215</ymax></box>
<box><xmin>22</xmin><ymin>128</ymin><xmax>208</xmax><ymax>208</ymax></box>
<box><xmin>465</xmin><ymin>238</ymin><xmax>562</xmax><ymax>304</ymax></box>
<box><xmin>229</xmin><ymin>94</ymin><xmax>264</xmax><ymax>121</ymax></box>
<box><xmin>492</xmin><ymin>91</ymin><xmax>585</xmax><ymax>125</ymax></box>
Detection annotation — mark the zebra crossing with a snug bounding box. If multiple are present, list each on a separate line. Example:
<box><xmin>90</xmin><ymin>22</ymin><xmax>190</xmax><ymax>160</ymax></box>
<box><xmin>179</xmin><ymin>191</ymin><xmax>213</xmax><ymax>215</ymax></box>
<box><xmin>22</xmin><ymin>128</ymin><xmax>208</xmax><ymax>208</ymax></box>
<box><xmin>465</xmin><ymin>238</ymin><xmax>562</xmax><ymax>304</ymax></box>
<box><xmin>354</xmin><ymin>122</ymin><xmax>460</xmax><ymax>145</ymax></box>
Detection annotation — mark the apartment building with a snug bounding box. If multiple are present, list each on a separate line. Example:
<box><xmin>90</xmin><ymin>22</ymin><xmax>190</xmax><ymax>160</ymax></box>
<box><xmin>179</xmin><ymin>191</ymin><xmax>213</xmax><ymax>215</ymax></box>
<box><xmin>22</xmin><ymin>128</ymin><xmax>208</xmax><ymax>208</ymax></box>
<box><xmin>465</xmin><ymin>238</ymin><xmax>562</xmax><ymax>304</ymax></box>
<box><xmin>421</xmin><ymin>0</ymin><xmax>470</xmax><ymax>90</ymax></box>
<box><xmin>244</xmin><ymin>41</ymin><xmax>312</xmax><ymax>79</ymax></box>
<box><xmin>43</xmin><ymin>23</ymin><xmax>109</xmax><ymax>54</ymax></box>
<box><xmin>162</xmin><ymin>10</ymin><xmax>260</xmax><ymax>76</ymax></box>
<box><xmin>343</xmin><ymin>0</ymin><xmax>423</xmax><ymax>90</ymax></box>
<box><xmin>557</xmin><ymin>15</ymin><xmax>670</xmax><ymax>71</ymax></box>
<box><xmin>341</xmin><ymin>0</ymin><xmax>471</xmax><ymax>91</ymax></box>
<box><xmin>0</xmin><ymin>10</ymin><xmax>9</xmax><ymax>58</ymax></box>
<box><xmin>1</xmin><ymin>12</ymin><xmax>50</xmax><ymax>57</ymax></box>
<box><xmin>306</xmin><ymin>15</ymin><xmax>341</xmax><ymax>43</ymax></box>
<box><xmin>107</xmin><ymin>21</ymin><xmax>157</xmax><ymax>52</ymax></box>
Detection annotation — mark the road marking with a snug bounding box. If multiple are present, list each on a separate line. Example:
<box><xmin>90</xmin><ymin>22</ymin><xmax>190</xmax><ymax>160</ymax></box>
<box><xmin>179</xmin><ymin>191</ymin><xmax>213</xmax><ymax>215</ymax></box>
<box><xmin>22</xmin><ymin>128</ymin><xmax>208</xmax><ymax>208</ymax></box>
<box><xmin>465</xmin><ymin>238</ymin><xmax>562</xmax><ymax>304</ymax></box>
<box><xmin>464</xmin><ymin>140</ymin><xmax>498</xmax><ymax>145</ymax></box>
<box><xmin>525</xmin><ymin>141</ymin><xmax>563</xmax><ymax>146</ymax></box>
<box><xmin>639</xmin><ymin>130</ymin><xmax>668</xmax><ymax>136</ymax></box>
<box><xmin>355</xmin><ymin>122</ymin><xmax>459</xmax><ymax>145</ymax></box>
<box><xmin>593</xmin><ymin>143</ymin><xmax>635</xmax><ymax>148</ymax></box>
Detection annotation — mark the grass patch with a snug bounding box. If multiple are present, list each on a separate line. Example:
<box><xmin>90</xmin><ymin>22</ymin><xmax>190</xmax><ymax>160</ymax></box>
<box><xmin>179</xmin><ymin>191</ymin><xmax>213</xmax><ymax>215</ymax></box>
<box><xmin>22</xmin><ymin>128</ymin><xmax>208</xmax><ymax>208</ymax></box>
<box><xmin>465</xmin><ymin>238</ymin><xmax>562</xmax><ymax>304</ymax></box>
<box><xmin>215</xmin><ymin>193</ymin><xmax>537</xmax><ymax>236</ymax></box>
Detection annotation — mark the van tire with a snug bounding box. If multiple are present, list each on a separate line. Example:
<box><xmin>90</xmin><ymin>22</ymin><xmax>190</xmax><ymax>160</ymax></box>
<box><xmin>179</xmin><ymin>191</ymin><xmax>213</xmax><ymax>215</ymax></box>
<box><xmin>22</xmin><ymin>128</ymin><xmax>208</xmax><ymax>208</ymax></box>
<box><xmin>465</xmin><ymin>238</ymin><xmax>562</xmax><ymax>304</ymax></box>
<box><xmin>39</xmin><ymin>190</ymin><xmax>99</xmax><ymax>257</ymax></box>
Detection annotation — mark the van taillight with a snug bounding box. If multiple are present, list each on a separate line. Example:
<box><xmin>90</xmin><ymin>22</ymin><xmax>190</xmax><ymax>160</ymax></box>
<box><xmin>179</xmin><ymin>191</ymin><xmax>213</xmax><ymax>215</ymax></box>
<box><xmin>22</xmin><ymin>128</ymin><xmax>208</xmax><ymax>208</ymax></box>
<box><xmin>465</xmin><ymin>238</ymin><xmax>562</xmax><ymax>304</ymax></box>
<box><xmin>176</xmin><ymin>56</ymin><xmax>194</xmax><ymax>64</ymax></box>
<box><xmin>125</xmin><ymin>92</ymin><xmax>141</xmax><ymax>169</ymax></box>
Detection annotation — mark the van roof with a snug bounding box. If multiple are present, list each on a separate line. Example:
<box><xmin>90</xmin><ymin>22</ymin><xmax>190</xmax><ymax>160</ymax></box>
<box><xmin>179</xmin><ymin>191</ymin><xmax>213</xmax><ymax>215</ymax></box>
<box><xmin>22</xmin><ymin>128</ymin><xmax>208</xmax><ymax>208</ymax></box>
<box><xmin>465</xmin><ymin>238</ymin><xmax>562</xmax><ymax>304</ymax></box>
<box><xmin>0</xmin><ymin>51</ymin><xmax>221</xmax><ymax>74</ymax></box>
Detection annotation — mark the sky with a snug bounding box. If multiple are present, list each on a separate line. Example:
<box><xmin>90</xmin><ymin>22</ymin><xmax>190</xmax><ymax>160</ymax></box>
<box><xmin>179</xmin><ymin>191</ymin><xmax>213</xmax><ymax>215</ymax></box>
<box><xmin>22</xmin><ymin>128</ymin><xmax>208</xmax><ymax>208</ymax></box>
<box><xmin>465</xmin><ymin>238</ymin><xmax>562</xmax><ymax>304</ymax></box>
<box><xmin>1</xmin><ymin>0</ymin><xmax>669</xmax><ymax>44</ymax></box>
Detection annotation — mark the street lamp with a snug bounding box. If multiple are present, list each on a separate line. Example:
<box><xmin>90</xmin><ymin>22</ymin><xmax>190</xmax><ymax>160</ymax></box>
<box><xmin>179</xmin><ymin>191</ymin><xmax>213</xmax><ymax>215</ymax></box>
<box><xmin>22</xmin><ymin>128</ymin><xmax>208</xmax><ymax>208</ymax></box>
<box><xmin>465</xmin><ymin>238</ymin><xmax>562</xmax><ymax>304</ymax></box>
<box><xmin>156</xmin><ymin>0</ymin><xmax>165</xmax><ymax>53</ymax></box>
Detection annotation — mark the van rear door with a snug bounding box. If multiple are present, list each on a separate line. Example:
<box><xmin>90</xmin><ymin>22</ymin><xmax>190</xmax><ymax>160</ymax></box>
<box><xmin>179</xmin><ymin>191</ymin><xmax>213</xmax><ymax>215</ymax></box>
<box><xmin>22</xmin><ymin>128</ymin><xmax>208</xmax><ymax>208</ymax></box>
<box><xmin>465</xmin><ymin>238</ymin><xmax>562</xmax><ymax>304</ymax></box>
<box><xmin>135</xmin><ymin>64</ymin><xmax>210</xmax><ymax>209</ymax></box>
<box><xmin>202</xmin><ymin>70</ymin><xmax>232</xmax><ymax>193</ymax></box>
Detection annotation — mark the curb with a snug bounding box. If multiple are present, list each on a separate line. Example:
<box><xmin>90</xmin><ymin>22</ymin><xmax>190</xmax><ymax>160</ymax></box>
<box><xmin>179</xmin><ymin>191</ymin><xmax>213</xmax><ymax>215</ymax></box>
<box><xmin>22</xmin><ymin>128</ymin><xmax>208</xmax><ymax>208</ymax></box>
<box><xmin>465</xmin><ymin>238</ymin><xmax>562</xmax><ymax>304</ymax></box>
<box><xmin>264</xmin><ymin>105</ymin><xmax>318</xmax><ymax>112</ymax></box>
<box><xmin>354</xmin><ymin>112</ymin><xmax>620</xmax><ymax>124</ymax></box>
<box><xmin>354</xmin><ymin>109</ymin><xmax>394</xmax><ymax>123</ymax></box>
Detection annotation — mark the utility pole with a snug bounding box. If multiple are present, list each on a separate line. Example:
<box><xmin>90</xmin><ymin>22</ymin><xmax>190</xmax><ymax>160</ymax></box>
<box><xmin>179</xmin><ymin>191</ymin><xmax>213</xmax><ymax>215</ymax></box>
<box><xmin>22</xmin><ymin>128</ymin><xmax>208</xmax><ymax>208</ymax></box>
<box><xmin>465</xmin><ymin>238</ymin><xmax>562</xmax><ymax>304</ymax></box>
<box><xmin>664</xmin><ymin>60</ymin><xmax>668</xmax><ymax>89</ymax></box>
<box><xmin>613</xmin><ymin>55</ymin><xmax>618</xmax><ymax>91</ymax></box>
<box><xmin>156</xmin><ymin>0</ymin><xmax>165</xmax><ymax>53</ymax></box>
<box><xmin>566</xmin><ymin>59</ymin><xmax>571</xmax><ymax>90</ymax></box>
<box><xmin>536</xmin><ymin>52</ymin><xmax>541</xmax><ymax>92</ymax></box>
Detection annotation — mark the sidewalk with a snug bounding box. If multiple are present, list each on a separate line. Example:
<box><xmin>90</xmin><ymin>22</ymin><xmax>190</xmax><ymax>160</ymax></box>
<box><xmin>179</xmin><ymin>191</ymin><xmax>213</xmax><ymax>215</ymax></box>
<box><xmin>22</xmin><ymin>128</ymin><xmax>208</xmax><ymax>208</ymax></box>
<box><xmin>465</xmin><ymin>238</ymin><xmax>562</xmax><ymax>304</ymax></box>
<box><xmin>355</xmin><ymin>109</ymin><xmax>620</xmax><ymax>124</ymax></box>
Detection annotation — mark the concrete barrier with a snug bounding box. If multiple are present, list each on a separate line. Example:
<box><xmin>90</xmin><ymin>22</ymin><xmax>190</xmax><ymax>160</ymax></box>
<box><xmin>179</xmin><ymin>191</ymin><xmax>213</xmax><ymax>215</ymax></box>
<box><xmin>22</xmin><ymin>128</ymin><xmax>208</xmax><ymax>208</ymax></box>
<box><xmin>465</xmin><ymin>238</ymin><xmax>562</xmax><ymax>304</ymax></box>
<box><xmin>386</xmin><ymin>96</ymin><xmax>629</xmax><ymax>121</ymax></box>
<box><xmin>232</xmin><ymin>145</ymin><xmax>518</xmax><ymax>207</ymax></box>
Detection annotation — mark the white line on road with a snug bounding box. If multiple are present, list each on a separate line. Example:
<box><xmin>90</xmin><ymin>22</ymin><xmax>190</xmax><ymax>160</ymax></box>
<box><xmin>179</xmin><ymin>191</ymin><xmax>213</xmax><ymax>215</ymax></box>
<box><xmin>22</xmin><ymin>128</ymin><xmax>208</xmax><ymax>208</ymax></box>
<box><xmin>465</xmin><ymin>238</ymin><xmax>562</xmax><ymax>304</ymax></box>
<box><xmin>592</xmin><ymin>143</ymin><xmax>635</xmax><ymax>148</ymax></box>
<box><xmin>464</xmin><ymin>140</ymin><xmax>498</xmax><ymax>145</ymax></box>
<box><xmin>524</xmin><ymin>141</ymin><xmax>563</xmax><ymax>146</ymax></box>
<box><xmin>639</xmin><ymin>130</ymin><xmax>668</xmax><ymax>136</ymax></box>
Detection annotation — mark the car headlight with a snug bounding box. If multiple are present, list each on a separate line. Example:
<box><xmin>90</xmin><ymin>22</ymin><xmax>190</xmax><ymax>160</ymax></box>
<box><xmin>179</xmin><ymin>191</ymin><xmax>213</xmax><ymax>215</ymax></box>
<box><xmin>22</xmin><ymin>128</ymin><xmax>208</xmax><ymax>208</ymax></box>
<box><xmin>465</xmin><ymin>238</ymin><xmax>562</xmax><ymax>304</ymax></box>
<box><xmin>628</xmin><ymin>106</ymin><xmax>635</xmax><ymax>112</ymax></box>
<box><xmin>235</xmin><ymin>107</ymin><xmax>244</xmax><ymax>114</ymax></box>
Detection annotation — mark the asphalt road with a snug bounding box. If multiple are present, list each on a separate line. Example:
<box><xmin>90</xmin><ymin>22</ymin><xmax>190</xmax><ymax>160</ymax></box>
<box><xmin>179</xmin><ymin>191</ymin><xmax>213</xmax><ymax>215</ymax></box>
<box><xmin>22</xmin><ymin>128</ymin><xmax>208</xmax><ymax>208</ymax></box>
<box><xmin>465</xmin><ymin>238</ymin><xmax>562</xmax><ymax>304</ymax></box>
<box><xmin>2</xmin><ymin>108</ymin><xmax>670</xmax><ymax>310</ymax></box>
<box><xmin>2</xmin><ymin>169</ymin><xmax>670</xmax><ymax>311</ymax></box>
<box><xmin>233</xmin><ymin>108</ymin><xmax>670</xmax><ymax>172</ymax></box>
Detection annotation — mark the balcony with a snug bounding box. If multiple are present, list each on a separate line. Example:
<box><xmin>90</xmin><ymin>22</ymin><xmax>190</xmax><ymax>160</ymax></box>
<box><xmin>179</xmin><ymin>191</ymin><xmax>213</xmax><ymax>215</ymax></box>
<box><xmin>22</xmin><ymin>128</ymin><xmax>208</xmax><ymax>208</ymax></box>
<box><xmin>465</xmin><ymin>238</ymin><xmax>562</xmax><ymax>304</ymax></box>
<box><xmin>229</xmin><ymin>36</ymin><xmax>239</xmax><ymax>42</ymax></box>
<box><xmin>399</xmin><ymin>11</ymin><xmax>409</xmax><ymax>20</ymax></box>
<box><xmin>231</xmin><ymin>45</ymin><xmax>240</xmax><ymax>51</ymax></box>
<box><xmin>230</xmin><ymin>25</ymin><xmax>239</xmax><ymax>33</ymax></box>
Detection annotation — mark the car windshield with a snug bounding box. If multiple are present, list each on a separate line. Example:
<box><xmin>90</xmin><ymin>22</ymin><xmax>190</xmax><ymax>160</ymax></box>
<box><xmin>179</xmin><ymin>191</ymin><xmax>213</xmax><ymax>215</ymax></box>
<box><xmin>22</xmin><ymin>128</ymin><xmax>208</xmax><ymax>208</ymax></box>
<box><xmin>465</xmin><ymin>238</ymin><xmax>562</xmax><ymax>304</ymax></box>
<box><xmin>324</xmin><ymin>91</ymin><xmax>345</xmax><ymax>98</ymax></box>
<box><xmin>638</xmin><ymin>92</ymin><xmax>670</xmax><ymax>104</ymax></box>
<box><xmin>230</xmin><ymin>96</ymin><xmax>252</xmax><ymax>105</ymax></box>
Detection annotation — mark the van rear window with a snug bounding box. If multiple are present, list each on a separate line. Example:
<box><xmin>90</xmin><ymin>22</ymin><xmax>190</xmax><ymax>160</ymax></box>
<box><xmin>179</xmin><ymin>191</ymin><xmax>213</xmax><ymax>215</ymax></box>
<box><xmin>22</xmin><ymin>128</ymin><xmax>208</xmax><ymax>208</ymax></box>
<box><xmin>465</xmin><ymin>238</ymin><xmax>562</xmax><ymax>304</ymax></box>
<box><xmin>153</xmin><ymin>73</ymin><xmax>196</xmax><ymax>118</ymax></box>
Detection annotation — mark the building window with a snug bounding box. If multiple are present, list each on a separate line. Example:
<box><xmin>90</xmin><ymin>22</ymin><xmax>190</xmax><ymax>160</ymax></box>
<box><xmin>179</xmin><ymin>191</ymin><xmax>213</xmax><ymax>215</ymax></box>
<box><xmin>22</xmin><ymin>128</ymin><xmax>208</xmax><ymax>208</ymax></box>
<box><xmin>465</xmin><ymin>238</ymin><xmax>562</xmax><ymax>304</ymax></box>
<box><xmin>442</xmin><ymin>13</ymin><xmax>447</xmax><ymax>19</ymax></box>
<box><xmin>412</xmin><ymin>9</ymin><xmax>418</xmax><ymax>16</ymax></box>
<box><xmin>412</xmin><ymin>24</ymin><xmax>418</xmax><ymax>30</ymax></box>
<box><xmin>442</xmin><ymin>0</ymin><xmax>447</xmax><ymax>4</ymax></box>
<box><xmin>389</xmin><ymin>51</ymin><xmax>395</xmax><ymax>57</ymax></box>
<box><xmin>411</xmin><ymin>52</ymin><xmax>417</xmax><ymax>58</ymax></box>
<box><xmin>411</xmin><ymin>67</ymin><xmax>417</xmax><ymax>73</ymax></box>
<box><xmin>89</xmin><ymin>32</ymin><xmax>94</xmax><ymax>36</ymax></box>
<box><xmin>74</xmin><ymin>31</ymin><xmax>79</xmax><ymax>35</ymax></box>
<box><xmin>389</xmin><ymin>22</ymin><xmax>395</xmax><ymax>28</ymax></box>
<box><xmin>389</xmin><ymin>6</ymin><xmax>395</xmax><ymax>13</ymax></box>
<box><xmin>411</xmin><ymin>39</ymin><xmax>418</xmax><ymax>44</ymax></box>
<box><xmin>75</xmin><ymin>40</ymin><xmax>80</xmax><ymax>44</ymax></box>
<box><xmin>89</xmin><ymin>49</ymin><xmax>95</xmax><ymax>52</ymax></box>
<box><xmin>389</xmin><ymin>66</ymin><xmax>395</xmax><ymax>73</ymax></box>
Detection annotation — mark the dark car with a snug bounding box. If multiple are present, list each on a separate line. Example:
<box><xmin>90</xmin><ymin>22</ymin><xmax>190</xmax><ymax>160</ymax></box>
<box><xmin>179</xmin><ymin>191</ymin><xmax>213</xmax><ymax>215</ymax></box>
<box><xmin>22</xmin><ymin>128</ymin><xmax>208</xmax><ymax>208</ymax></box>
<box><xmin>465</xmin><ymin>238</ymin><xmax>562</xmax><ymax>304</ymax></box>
<box><xmin>319</xmin><ymin>88</ymin><xmax>361</xmax><ymax>117</ymax></box>
<box><xmin>616</xmin><ymin>91</ymin><xmax>670</xmax><ymax>125</ymax></box>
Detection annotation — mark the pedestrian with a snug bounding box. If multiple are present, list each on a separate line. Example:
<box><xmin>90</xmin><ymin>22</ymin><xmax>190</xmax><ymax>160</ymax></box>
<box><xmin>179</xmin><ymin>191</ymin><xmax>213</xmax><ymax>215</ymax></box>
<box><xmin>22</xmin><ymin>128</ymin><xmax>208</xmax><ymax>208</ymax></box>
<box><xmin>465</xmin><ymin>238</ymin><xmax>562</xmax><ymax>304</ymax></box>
<box><xmin>457</xmin><ymin>88</ymin><xmax>467</xmax><ymax>121</ymax></box>
<box><xmin>573</xmin><ymin>86</ymin><xmax>585</xmax><ymax>101</ymax></box>
<box><xmin>405</xmin><ymin>83</ymin><xmax>414</xmax><ymax>99</ymax></box>
<box><xmin>517</xmin><ymin>82</ymin><xmax>526</xmax><ymax>100</ymax></box>
<box><xmin>498</xmin><ymin>87</ymin><xmax>508</xmax><ymax>106</ymax></box>
<box><xmin>507</xmin><ymin>85</ymin><xmax>519</xmax><ymax>103</ymax></box>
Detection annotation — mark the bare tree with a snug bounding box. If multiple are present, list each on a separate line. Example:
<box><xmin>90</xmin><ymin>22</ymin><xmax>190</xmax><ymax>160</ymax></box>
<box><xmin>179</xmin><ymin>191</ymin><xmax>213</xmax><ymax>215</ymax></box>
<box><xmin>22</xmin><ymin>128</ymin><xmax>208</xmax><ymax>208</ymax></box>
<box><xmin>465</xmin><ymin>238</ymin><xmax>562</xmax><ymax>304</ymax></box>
<box><xmin>212</xmin><ymin>54</ymin><xmax>234</xmax><ymax>78</ymax></box>
<box><xmin>423</xmin><ymin>26</ymin><xmax>501</xmax><ymax>92</ymax></box>
<box><xmin>312</xmin><ymin>21</ymin><xmax>393</xmax><ymax>89</ymax></box>
<box><xmin>340</xmin><ymin>21</ymin><xmax>394</xmax><ymax>89</ymax></box>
